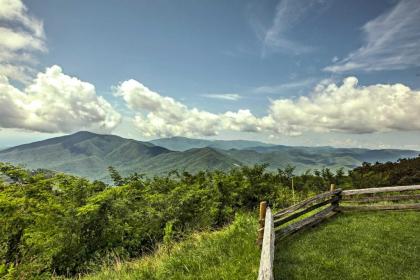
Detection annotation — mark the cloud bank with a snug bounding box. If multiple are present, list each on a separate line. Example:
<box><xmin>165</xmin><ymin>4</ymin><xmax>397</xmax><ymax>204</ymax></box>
<box><xmin>0</xmin><ymin>0</ymin><xmax>46</xmax><ymax>82</ymax></box>
<box><xmin>116</xmin><ymin>77</ymin><xmax>420</xmax><ymax>137</ymax></box>
<box><xmin>115</xmin><ymin>79</ymin><xmax>263</xmax><ymax>137</ymax></box>
<box><xmin>268</xmin><ymin>77</ymin><xmax>420</xmax><ymax>135</ymax></box>
<box><xmin>325</xmin><ymin>0</ymin><xmax>420</xmax><ymax>72</ymax></box>
<box><xmin>0</xmin><ymin>65</ymin><xmax>121</xmax><ymax>133</ymax></box>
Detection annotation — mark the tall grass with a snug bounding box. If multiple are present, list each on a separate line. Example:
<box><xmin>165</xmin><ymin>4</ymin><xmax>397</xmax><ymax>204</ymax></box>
<box><xmin>275</xmin><ymin>211</ymin><xmax>420</xmax><ymax>280</ymax></box>
<box><xmin>78</xmin><ymin>213</ymin><xmax>260</xmax><ymax>280</ymax></box>
<box><xmin>77</xmin><ymin>210</ymin><xmax>420</xmax><ymax>280</ymax></box>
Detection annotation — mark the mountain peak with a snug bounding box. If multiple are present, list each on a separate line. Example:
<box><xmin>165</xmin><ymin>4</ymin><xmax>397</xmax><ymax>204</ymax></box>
<box><xmin>72</xmin><ymin>131</ymin><xmax>97</xmax><ymax>136</ymax></box>
<box><xmin>66</xmin><ymin>130</ymin><xmax>100</xmax><ymax>140</ymax></box>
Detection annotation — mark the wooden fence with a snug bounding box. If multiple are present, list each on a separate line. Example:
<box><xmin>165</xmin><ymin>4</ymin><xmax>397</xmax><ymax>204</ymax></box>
<box><xmin>256</xmin><ymin>184</ymin><xmax>420</xmax><ymax>280</ymax></box>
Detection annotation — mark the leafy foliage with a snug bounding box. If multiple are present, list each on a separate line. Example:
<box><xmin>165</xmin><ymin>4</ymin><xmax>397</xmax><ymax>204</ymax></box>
<box><xmin>0</xmin><ymin>155</ymin><xmax>419</xmax><ymax>278</ymax></box>
<box><xmin>81</xmin><ymin>213</ymin><xmax>260</xmax><ymax>280</ymax></box>
<box><xmin>349</xmin><ymin>156</ymin><xmax>420</xmax><ymax>188</ymax></box>
<box><xmin>0</xmin><ymin>163</ymin><xmax>300</xmax><ymax>278</ymax></box>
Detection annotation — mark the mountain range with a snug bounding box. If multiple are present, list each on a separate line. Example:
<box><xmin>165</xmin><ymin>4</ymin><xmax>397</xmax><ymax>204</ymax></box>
<box><xmin>150</xmin><ymin>136</ymin><xmax>274</xmax><ymax>151</ymax></box>
<box><xmin>0</xmin><ymin>131</ymin><xmax>418</xmax><ymax>182</ymax></box>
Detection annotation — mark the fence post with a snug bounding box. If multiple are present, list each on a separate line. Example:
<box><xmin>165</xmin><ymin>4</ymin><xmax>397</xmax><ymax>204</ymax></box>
<box><xmin>257</xmin><ymin>201</ymin><xmax>267</xmax><ymax>246</ymax></box>
<box><xmin>257</xmin><ymin>207</ymin><xmax>275</xmax><ymax>280</ymax></box>
<box><xmin>330</xmin><ymin>184</ymin><xmax>342</xmax><ymax>210</ymax></box>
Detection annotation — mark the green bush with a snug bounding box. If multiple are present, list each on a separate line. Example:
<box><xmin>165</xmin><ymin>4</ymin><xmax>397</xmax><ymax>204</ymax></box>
<box><xmin>0</xmin><ymin>155</ymin><xmax>418</xmax><ymax>278</ymax></box>
<box><xmin>0</xmin><ymin>163</ymin><xmax>303</xmax><ymax>278</ymax></box>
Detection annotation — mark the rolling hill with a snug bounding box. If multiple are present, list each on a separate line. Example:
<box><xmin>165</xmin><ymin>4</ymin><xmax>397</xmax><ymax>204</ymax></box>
<box><xmin>0</xmin><ymin>131</ymin><xmax>418</xmax><ymax>181</ymax></box>
<box><xmin>0</xmin><ymin>131</ymin><xmax>170</xmax><ymax>180</ymax></box>
<box><xmin>0</xmin><ymin>132</ymin><xmax>240</xmax><ymax>181</ymax></box>
<box><xmin>221</xmin><ymin>145</ymin><xmax>419</xmax><ymax>171</ymax></box>
<box><xmin>151</xmin><ymin>137</ymin><xmax>418</xmax><ymax>172</ymax></box>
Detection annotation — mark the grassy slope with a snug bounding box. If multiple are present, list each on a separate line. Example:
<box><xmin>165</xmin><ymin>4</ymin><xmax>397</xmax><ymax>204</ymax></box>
<box><xmin>275</xmin><ymin>211</ymin><xmax>420</xmax><ymax>280</ymax></box>
<box><xmin>79</xmin><ymin>213</ymin><xmax>260</xmax><ymax>280</ymax></box>
<box><xmin>76</xmin><ymin>211</ymin><xmax>419</xmax><ymax>280</ymax></box>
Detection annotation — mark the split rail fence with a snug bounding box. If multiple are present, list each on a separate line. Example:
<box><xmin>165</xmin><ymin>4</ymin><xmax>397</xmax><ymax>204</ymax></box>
<box><xmin>256</xmin><ymin>184</ymin><xmax>420</xmax><ymax>280</ymax></box>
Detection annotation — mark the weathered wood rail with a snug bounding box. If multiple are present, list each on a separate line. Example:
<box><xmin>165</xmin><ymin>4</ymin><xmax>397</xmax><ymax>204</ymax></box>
<box><xmin>256</xmin><ymin>184</ymin><xmax>420</xmax><ymax>280</ymax></box>
<box><xmin>257</xmin><ymin>206</ymin><xmax>274</xmax><ymax>280</ymax></box>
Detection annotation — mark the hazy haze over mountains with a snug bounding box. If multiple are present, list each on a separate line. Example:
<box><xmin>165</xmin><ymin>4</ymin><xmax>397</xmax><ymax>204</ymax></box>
<box><xmin>0</xmin><ymin>132</ymin><xmax>418</xmax><ymax>182</ymax></box>
<box><xmin>150</xmin><ymin>137</ymin><xmax>275</xmax><ymax>151</ymax></box>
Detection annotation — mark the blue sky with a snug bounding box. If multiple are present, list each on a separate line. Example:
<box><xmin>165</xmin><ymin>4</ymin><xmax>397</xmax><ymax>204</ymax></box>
<box><xmin>0</xmin><ymin>0</ymin><xmax>420</xmax><ymax>149</ymax></box>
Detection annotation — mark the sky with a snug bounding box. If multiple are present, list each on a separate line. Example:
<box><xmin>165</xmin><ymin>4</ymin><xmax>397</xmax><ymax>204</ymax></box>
<box><xmin>0</xmin><ymin>0</ymin><xmax>420</xmax><ymax>150</ymax></box>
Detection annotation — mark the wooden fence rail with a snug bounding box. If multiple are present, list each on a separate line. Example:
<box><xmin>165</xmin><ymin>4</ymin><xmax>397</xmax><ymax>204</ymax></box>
<box><xmin>341</xmin><ymin>194</ymin><xmax>420</xmax><ymax>203</ymax></box>
<box><xmin>257</xmin><ymin>206</ymin><xmax>274</xmax><ymax>280</ymax></box>
<box><xmin>256</xmin><ymin>184</ymin><xmax>420</xmax><ymax>280</ymax></box>
<box><xmin>341</xmin><ymin>185</ymin><xmax>420</xmax><ymax>196</ymax></box>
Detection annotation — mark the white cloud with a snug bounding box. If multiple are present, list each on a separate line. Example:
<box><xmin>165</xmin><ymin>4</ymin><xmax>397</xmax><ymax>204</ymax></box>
<box><xmin>0</xmin><ymin>63</ymin><xmax>35</xmax><ymax>82</ymax></box>
<box><xmin>325</xmin><ymin>0</ymin><xmax>420</xmax><ymax>73</ymax></box>
<box><xmin>0</xmin><ymin>0</ymin><xmax>44</xmax><ymax>37</ymax></box>
<box><xmin>263</xmin><ymin>0</ymin><xmax>311</xmax><ymax>54</ymax></box>
<box><xmin>253</xmin><ymin>0</ymin><xmax>330</xmax><ymax>56</ymax></box>
<box><xmin>0</xmin><ymin>65</ymin><xmax>121</xmax><ymax>133</ymax></box>
<box><xmin>115</xmin><ymin>79</ymin><xmax>224</xmax><ymax>137</ymax></box>
<box><xmin>267</xmin><ymin>77</ymin><xmax>420</xmax><ymax>135</ymax></box>
<box><xmin>116</xmin><ymin>77</ymin><xmax>420</xmax><ymax>137</ymax></box>
<box><xmin>202</xmin><ymin>93</ymin><xmax>242</xmax><ymax>101</ymax></box>
<box><xmin>254</xmin><ymin>78</ymin><xmax>316</xmax><ymax>94</ymax></box>
<box><xmin>0</xmin><ymin>0</ymin><xmax>46</xmax><ymax>82</ymax></box>
<box><xmin>0</xmin><ymin>27</ymin><xmax>45</xmax><ymax>51</ymax></box>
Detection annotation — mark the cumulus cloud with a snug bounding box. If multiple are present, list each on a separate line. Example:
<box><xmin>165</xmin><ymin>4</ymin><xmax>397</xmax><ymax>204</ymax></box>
<box><xmin>115</xmin><ymin>79</ymin><xmax>223</xmax><ymax>137</ymax></box>
<box><xmin>116</xmin><ymin>78</ymin><xmax>420</xmax><ymax>137</ymax></box>
<box><xmin>0</xmin><ymin>65</ymin><xmax>121</xmax><ymax>133</ymax></box>
<box><xmin>0</xmin><ymin>0</ymin><xmax>46</xmax><ymax>82</ymax></box>
<box><xmin>325</xmin><ymin>0</ymin><xmax>420</xmax><ymax>72</ymax></box>
<box><xmin>266</xmin><ymin>77</ymin><xmax>420</xmax><ymax>135</ymax></box>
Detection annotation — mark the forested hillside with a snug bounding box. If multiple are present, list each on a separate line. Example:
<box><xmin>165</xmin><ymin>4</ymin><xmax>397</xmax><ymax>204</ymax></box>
<box><xmin>349</xmin><ymin>156</ymin><xmax>420</xmax><ymax>188</ymax></box>
<box><xmin>150</xmin><ymin>136</ymin><xmax>274</xmax><ymax>151</ymax></box>
<box><xmin>1</xmin><ymin>156</ymin><xmax>419</xmax><ymax>278</ymax></box>
<box><xmin>0</xmin><ymin>132</ymin><xmax>417</xmax><ymax>182</ymax></box>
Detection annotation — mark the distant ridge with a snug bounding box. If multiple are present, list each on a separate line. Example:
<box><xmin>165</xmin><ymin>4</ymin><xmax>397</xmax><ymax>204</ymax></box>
<box><xmin>1</xmin><ymin>131</ymin><xmax>98</xmax><ymax>153</ymax></box>
<box><xmin>0</xmin><ymin>132</ymin><xmax>240</xmax><ymax>181</ymax></box>
<box><xmin>150</xmin><ymin>136</ymin><xmax>274</xmax><ymax>151</ymax></box>
<box><xmin>0</xmin><ymin>131</ymin><xmax>418</xmax><ymax>181</ymax></box>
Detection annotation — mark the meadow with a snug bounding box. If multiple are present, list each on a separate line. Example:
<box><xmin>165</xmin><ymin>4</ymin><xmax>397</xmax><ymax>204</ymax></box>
<box><xmin>275</xmin><ymin>211</ymin><xmax>420</xmax><ymax>280</ymax></box>
<box><xmin>78</xmin><ymin>211</ymin><xmax>420</xmax><ymax>280</ymax></box>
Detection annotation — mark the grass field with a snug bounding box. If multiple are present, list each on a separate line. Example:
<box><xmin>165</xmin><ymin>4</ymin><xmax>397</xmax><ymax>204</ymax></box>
<box><xmin>76</xmin><ymin>211</ymin><xmax>420</xmax><ymax>280</ymax></box>
<box><xmin>275</xmin><ymin>211</ymin><xmax>420</xmax><ymax>280</ymax></box>
<box><xmin>77</xmin><ymin>213</ymin><xmax>260</xmax><ymax>280</ymax></box>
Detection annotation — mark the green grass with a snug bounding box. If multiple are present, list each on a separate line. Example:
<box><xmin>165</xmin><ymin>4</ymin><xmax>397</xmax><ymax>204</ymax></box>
<box><xmin>275</xmin><ymin>211</ymin><xmax>420</xmax><ymax>280</ymax></box>
<box><xmin>78</xmin><ymin>213</ymin><xmax>260</xmax><ymax>280</ymax></box>
<box><xmin>74</xmin><ymin>211</ymin><xmax>420</xmax><ymax>280</ymax></box>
